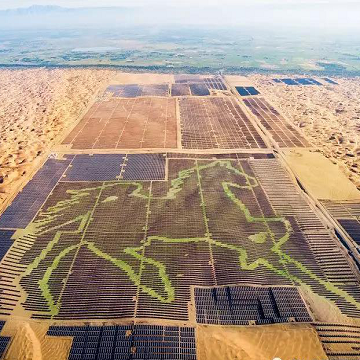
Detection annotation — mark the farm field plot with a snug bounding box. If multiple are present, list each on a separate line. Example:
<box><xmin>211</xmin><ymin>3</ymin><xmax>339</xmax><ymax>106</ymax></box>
<box><xmin>0</xmin><ymin>153</ymin><xmax>360</xmax><ymax>323</ymax></box>
<box><xmin>243</xmin><ymin>97</ymin><xmax>310</xmax><ymax>148</ymax></box>
<box><xmin>62</xmin><ymin>97</ymin><xmax>177</xmax><ymax>149</ymax></box>
<box><xmin>179</xmin><ymin>97</ymin><xmax>266</xmax><ymax>149</ymax></box>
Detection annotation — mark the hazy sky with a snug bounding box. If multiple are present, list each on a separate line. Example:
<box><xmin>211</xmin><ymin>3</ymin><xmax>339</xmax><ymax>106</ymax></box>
<box><xmin>0</xmin><ymin>0</ymin><xmax>357</xmax><ymax>9</ymax></box>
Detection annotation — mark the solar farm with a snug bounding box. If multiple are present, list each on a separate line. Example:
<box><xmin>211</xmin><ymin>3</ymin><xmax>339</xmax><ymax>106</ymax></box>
<box><xmin>1</xmin><ymin>73</ymin><xmax>360</xmax><ymax>359</ymax></box>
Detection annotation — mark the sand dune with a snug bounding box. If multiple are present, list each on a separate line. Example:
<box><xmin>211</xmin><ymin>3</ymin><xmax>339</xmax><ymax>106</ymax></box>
<box><xmin>0</xmin><ymin>69</ymin><xmax>114</xmax><ymax>210</ymax></box>
<box><xmin>251</xmin><ymin>75</ymin><xmax>360</xmax><ymax>190</ymax></box>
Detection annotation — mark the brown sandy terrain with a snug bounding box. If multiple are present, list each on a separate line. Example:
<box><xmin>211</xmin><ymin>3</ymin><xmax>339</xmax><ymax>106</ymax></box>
<box><xmin>284</xmin><ymin>148</ymin><xmax>360</xmax><ymax>201</ymax></box>
<box><xmin>197</xmin><ymin>323</ymin><xmax>328</xmax><ymax>360</ymax></box>
<box><xmin>250</xmin><ymin>75</ymin><xmax>360</xmax><ymax>189</ymax></box>
<box><xmin>2</xmin><ymin>319</ymin><xmax>71</xmax><ymax>360</ymax></box>
<box><xmin>0</xmin><ymin>69</ymin><xmax>115</xmax><ymax>210</ymax></box>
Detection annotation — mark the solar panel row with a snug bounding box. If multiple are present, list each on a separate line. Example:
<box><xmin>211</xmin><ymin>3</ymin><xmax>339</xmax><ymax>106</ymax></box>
<box><xmin>194</xmin><ymin>285</ymin><xmax>312</xmax><ymax>325</ymax></box>
<box><xmin>47</xmin><ymin>325</ymin><xmax>196</xmax><ymax>360</ymax></box>
<box><xmin>0</xmin><ymin>156</ymin><xmax>73</xmax><ymax>229</ymax></box>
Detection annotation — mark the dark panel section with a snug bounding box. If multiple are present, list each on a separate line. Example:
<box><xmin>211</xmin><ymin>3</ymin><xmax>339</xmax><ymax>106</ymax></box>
<box><xmin>194</xmin><ymin>285</ymin><xmax>312</xmax><ymax>325</ymax></box>
<box><xmin>306</xmin><ymin>78</ymin><xmax>323</xmax><ymax>86</ymax></box>
<box><xmin>189</xmin><ymin>84</ymin><xmax>210</xmax><ymax>96</ymax></box>
<box><xmin>322</xmin><ymin>78</ymin><xmax>338</xmax><ymax>85</ymax></box>
<box><xmin>235</xmin><ymin>86</ymin><xmax>250</xmax><ymax>96</ymax></box>
<box><xmin>179</xmin><ymin>97</ymin><xmax>266</xmax><ymax>149</ymax></box>
<box><xmin>122</xmin><ymin>154</ymin><xmax>166</xmax><ymax>181</ymax></box>
<box><xmin>47</xmin><ymin>324</ymin><xmax>197</xmax><ymax>360</ymax></box>
<box><xmin>106</xmin><ymin>84</ymin><xmax>141</xmax><ymax>98</ymax></box>
<box><xmin>106</xmin><ymin>85</ymin><xmax>169</xmax><ymax>98</ymax></box>
<box><xmin>294</xmin><ymin>78</ymin><xmax>314</xmax><ymax>85</ymax></box>
<box><xmin>171</xmin><ymin>84</ymin><xmax>191</xmax><ymax>96</ymax></box>
<box><xmin>315</xmin><ymin>323</ymin><xmax>360</xmax><ymax>360</ymax></box>
<box><xmin>141</xmin><ymin>84</ymin><xmax>169</xmax><ymax>97</ymax></box>
<box><xmin>339</xmin><ymin>219</ymin><xmax>360</xmax><ymax>245</ymax></box>
<box><xmin>243</xmin><ymin>97</ymin><xmax>309</xmax><ymax>148</ymax></box>
<box><xmin>0</xmin><ymin>157</ymin><xmax>72</xmax><ymax>229</ymax></box>
<box><xmin>64</xmin><ymin>155</ymin><xmax>125</xmax><ymax>182</ymax></box>
<box><xmin>203</xmin><ymin>77</ymin><xmax>227</xmax><ymax>91</ymax></box>
<box><xmin>246</xmin><ymin>87</ymin><xmax>260</xmax><ymax>95</ymax></box>
<box><xmin>0</xmin><ymin>321</ymin><xmax>11</xmax><ymax>358</ymax></box>
<box><xmin>280</xmin><ymin>79</ymin><xmax>299</xmax><ymax>85</ymax></box>
<box><xmin>0</xmin><ymin>230</ymin><xmax>14</xmax><ymax>261</ymax></box>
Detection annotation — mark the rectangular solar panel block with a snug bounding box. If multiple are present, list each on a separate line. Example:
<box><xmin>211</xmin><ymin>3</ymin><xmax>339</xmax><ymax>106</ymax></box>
<box><xmin>246</xmin><ymin>87</ymin><xmax>260</xmax><ymax>95</ymax></box>
<box><xmin>122</xmin><ymin>154</ymin><xmax>166</xmax><ymax>180</ymax></box>
<box><xmin>0</xmin><ymin>230</ymin><xmax>15</xmax><ymax>261</ymax></box>
<box><xmin>306</xmin><ymin>78</ymin><xmax>322</xmax><ymax>86</ymax></box>
<box><xmin>294</xmin><ymin>78</ymin><xmax>314</xmax><ymax>85</ymax></box>
<box><xmin>339</xmin><ymin>219</ymin><xmax>360</xmax><ymax>245</ymax></box>
<box><xmin>235</xmin><ymin>86</ymin><xmax>250</xmax><ymax>96</ymax></box>
<box><xmin>64</xmin><ymin>154</ymin><xmax>125</xmax><ymax>181</ymax></box>
<box><xmin>323</xmin><ymin>77</ymin><xmax>338</xmax><ymax>85</ymax></box>
<box><xmin>281</xmin><ymin>79</ymin><xmax>299</xmax><ymax>85</ymax></box>
<box><xmin>0</xmin><ymin>157</ymin><xmax>72</xmax><ymax>229</ymax></box>
<box><xmin>189</xmin><ymin>84</ymin><xmax>210</xmax><ymax>96</ymax></box>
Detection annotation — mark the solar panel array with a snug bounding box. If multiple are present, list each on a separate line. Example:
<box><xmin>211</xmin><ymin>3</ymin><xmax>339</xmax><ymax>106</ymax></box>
<box><xmin>170</xmin><ymin>76</ymin><xmax>227</xmax><ymax>96</ymax></box>
<box><xmin>179</xmin><ymin>97</ymin><xmax>266</xmax><ymax>149</ymax></box>
<box><xmin>62</xmin><ymin>98</ymin><xmax>177</xmax><ymax>150</ymax></box>
<box><xmin>0</xmin><ymin>230</ymin><xmax>14</xmax><ymax>262</ymax></box>
<box><xmin>315</xmin><ymin>323</ymin><xmax>360</xmax><ymax>360</ymax></box>
<box><xmin>321</xmin><ymin>200</ymin><xmax>360</xmax><ymax>248</ymax></box>
<box><xmin>121</xmin><ymin>154</ymin><xmax>166</xmax><ymax>181</ymax></box>
<box><xmin>47</xmin><ymin>325</ymin><xmax>196</xmax><ymax>360</ymax></box>
<box><xmin>251</xmin><ymin>159</ymin><xmax>360</xmax><ymax>318</ymax></box>
<box><xmin>65</xmin><ymin>155</ymin><xmax>125</xmax><ymax>181</ymax></box>
<box><xmin>171</xmin><ymin>84</ymin><xmax>191</xmax><ymax>97</ymax></box>
<box><xmin>322</xmin><ymin>78</ymin><xmax>339</xmax><ymax>85</ymax></box>
<box><xmin>1</xmin><ymin>152</ymin><xmax>360</xmax><ymax>323</ymax></box>
<box><xmin>0</xmin><ymin>156</ymin><xmax>73</xmax><ymax>229</ymax></box>
<box><xmin>243</xmin><ymin>97</ymin><xmax>310</xmax><ymax>147</ymax></box>
<box><xmin>0</xmin><ymin>321</ymin><xmax>10</xmax><ymax>358</ymax></box>
<box><xmin>235</xmin><ymin>86</ymin><xmax>260</xmax><ymax>97</ymax></box>
<box><xmin>194</xmin><ymin>286</ymin><xmax>312</xmax><ymax>325</ymax></box>
<box><xmin>273</xmin><ymin>78</ymin><xmax>323</xmax><ymax>86</ymax></box>
<box><xmin>106</xmin><ymin>85</ymin><xmax>170</xmax><ymax>98</ymax></box>
<box><xmin>188</xmin><ymin>84</ymin><xmax>210</xmax><ymax>97</ymax></box>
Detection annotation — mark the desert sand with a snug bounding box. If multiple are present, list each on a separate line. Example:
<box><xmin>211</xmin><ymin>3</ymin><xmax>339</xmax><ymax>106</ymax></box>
<box><xmin>250</xmin><ymin>75</ymin><xmax>360</xmax><ymax>190</ymax></box>
<box><xmin>2</xmin><ymin>319</ymin><xmax>71</xmax><ymax>360</ymax></box>
<box><xmin>196</xmin><ymin>323</ymin><xmax>328</xmax><ymax>360</ymax></box>
<box><xmin>284</xmin><ymin>148</ymin><xmax>360</xmax><ymax>201</ymax></box>
<box><xmin>0</xmin><ymin>68</ymin><xmax>115</xmax><ymax>210</ymax></box>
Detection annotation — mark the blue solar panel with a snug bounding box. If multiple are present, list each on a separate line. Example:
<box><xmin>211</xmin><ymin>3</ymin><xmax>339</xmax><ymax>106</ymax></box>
<box><xmin>47</xmin><ymin>325</ymin><xmax>196</xmax><ymax>360</ymax></box>
<box><xmin>235</xmin><ymin>86</ymin><xmax>250</xmax><ymax>96</ymax></box>
<box><xmin>295</xmin><ymin>78</ymin><xmax>313</xmax><ymax>85</ymax></box>
<box><xmin>323</xmin><ymin>78</ymin><xmax>338</xmax><ymax>85</ymax></box>
<box><xmin>281</xmin><ymin>79</ymin><xmax>298</xmax><ymax>86</ymax></box>
<box><xmin>194</xmin><ymin>285</ymin><xmax>312</xmax><ymax>325</ymax></box>
<box><xmin>305</xmin><ymin>78</ymin><xmax>323</xmax><ymax>86</ymax></box>
<box><xmin>0</xmin><ymin>156</ymin><xmax>73</xmax><ymax>229</ymax></box>
<box><xmin>64</xmin><ymin>155</ymin><xmax>125</xmax><ymax>182</ymax></box>
<box><xmin>0</xmin><ymin>230</ymin><xmax>15</xmax><ymax>262</ymax></box>
<box><xmin>122</xmin><ymin>154</ymin><xmax>166</xmax><ymax>181</ymax></box>
<box><xmin>0</xmin><ymin>321</ymin><xmax>11</xmax><ymax>358</ymax></box>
